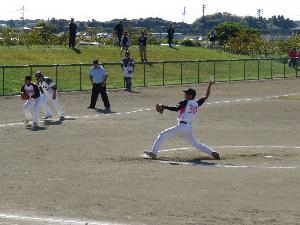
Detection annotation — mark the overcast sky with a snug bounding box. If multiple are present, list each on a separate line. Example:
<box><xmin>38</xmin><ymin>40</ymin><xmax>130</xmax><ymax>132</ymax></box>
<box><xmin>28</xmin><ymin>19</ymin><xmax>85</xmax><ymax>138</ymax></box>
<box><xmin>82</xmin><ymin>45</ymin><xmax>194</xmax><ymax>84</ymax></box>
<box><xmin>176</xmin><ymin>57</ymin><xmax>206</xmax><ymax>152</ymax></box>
<box><xmin>0</xmin><ymin>0</ymin><xmax>299</xmax><ymax>23</ymax></box>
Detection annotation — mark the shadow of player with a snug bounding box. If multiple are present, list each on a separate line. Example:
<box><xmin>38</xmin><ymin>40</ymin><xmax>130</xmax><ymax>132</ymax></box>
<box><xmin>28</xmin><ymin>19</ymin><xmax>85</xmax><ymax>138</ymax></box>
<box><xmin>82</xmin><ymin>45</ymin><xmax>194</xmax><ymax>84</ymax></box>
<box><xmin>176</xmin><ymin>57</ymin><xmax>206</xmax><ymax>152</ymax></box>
<box><xmin>95</xmin><ymin>108</ymin><xmax>116</xmax><ymax>114</ymax></box>
<box><xmin>72</xmin><ymin>47</ymin><xmax>81</xmax><ymax>54</ymax></box>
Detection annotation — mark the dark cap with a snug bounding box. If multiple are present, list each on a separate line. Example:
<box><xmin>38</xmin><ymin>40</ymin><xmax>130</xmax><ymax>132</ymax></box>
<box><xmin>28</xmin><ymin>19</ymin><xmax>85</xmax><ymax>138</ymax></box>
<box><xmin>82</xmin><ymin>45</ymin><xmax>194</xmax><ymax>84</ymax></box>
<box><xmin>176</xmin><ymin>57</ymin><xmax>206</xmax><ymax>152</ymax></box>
<box><xmin>183</xmin><ymin>88</ymin><xmax>196</xmax><ymax>98</ymax></box>
<box><xmin>93</xmin><ymin>59</ymin><xmax>99</xmax><ymax>64</ymax></box>
<box><xmin>35</xmin><ymin>71</ymin><xmax>43</xmax><ymax>78</ymax></box>
<box><xmin>25</xmin><ymin>75</ymin><xmax>32</xmax><ymax>81</ymax></box>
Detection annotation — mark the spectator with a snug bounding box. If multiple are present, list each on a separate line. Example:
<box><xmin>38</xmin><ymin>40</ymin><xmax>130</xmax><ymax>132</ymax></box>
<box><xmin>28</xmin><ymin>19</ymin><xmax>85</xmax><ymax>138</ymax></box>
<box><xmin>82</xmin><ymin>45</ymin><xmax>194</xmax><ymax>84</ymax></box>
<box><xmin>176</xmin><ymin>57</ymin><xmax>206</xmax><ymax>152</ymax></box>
<box><xmin>120</xmin><ymin>31</ymin><xmax>131</xmax><ymax>56</ymax></box>
<box><xmin>209</xmin><ymin>29</ymin><xmax>217</xmax><ymax>49</ymax></box>
<box><xmin>138</xmin><ymin>31</ymin><xmax>147</xmax><ymax>62</ymax></box>
<box><xmin>289</xmin><ymin>46</ymin><xmax>298</xmax><ymax>68</ymax></box>
<box><xmin>114</xmin><ymin>20</ymin><xmax>124</xmax><ymax>47</ymax></box>
<box><xmin>87</xmin><ymin>59</ymin><xmax>111</xmax><ymax>110</ymax></box>
<box><xmin>167</xmin><ymin>24</ymin><xmax>175</xmax><ymax>47</ymax></box>
<box><xmin>69</xmin><ymin>18</ymin><xmax>77</xmax><ymax>48</ymax></box>
<box><xmin>121</xmin><ymin>51</ymin><xmax>135</xmax><ymax>92</ymax></box>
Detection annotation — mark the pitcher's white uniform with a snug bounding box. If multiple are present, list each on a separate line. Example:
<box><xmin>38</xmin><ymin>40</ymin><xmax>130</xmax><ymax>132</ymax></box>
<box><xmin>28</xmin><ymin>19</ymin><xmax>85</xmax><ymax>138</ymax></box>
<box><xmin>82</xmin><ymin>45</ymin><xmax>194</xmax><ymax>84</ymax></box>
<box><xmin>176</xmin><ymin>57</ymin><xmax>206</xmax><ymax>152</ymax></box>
<box><xmin>21</xmin><ymin>82</ymin><xmax>42</xmax><ymax>125</ymax></box>
<box><xmin>37</xmin><ymin>77</ymin><xmax>64</xmax><ymax>118</ymax></box>
<box><xmin>151</xmin><ymin>98</ymin><xmax>214</xmax><ymax>156</ymax></box>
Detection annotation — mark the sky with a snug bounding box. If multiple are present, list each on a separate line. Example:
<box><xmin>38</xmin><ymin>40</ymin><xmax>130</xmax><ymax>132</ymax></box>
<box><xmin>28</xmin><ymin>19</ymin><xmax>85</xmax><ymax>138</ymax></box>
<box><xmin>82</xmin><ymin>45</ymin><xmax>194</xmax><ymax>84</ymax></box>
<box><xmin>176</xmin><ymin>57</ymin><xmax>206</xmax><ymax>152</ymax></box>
<box><xmin>0</xmin><ymin>0</ymin><xmax>299</xmax><ymax>24</ymax></box>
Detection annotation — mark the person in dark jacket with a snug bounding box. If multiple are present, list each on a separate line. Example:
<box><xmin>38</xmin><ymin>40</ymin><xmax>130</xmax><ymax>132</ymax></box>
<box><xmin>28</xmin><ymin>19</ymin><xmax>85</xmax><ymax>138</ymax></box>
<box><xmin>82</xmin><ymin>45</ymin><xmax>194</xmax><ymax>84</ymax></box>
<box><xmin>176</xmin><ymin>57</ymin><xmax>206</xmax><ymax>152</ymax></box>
<box><xmin>114</xmin><ymin>21</ymin><xmax>124</xmax><ymax>47</ymax></box>
<box><xmin>69</xmin><ymin>18</ymin><xmax>77</xmax><ymax>48</ymax></box>
<box><xmin>138</xmin><ymin>31</ymin><xmax>147</xmax><ymax>62</ymax></box>
<box><xmin>167</xmin><ymin>24</ymin><xmax>175</xmax><ymax>47</ymax></box>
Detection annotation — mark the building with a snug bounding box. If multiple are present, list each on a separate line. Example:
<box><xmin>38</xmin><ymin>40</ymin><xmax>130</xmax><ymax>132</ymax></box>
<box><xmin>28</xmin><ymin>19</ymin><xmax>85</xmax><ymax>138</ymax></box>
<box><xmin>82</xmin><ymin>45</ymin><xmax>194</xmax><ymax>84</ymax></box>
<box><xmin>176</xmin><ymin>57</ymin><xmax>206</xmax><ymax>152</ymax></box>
<box><xmin>292</xmin><ymin>27</ymin><xmax>300</xmax><ymax>35</ymax></box>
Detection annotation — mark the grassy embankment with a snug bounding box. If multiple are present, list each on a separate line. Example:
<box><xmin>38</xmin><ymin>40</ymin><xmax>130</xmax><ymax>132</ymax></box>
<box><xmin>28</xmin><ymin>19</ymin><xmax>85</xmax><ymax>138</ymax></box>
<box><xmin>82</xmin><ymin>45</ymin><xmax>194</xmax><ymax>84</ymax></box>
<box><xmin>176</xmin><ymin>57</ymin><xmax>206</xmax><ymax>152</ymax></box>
<box><xmin>0</xmin><ymin>45</ymin><xmax>295</xmax><ymax>94</ymax></box>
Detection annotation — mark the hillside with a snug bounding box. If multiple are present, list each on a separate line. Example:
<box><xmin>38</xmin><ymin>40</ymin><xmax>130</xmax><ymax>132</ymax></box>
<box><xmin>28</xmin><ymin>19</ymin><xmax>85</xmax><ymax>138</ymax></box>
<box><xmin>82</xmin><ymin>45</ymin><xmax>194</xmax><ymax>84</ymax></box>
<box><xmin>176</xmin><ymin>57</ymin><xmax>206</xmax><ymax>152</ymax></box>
<box><xmin>0</xmin><ymin>45</ymin><xmax>243</xmax><ymax>66</ymax></box>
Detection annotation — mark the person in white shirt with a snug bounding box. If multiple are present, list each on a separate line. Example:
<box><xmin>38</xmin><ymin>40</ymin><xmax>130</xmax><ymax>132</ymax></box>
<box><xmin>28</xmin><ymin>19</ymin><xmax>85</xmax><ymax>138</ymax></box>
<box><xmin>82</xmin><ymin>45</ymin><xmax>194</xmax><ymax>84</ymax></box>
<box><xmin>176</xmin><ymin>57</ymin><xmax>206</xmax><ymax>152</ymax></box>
<box><xmin>144</xmin><ymin>80</ymin><xmax>220</xmax><ymax>160</ymax></box>
<box><xmin>35</xmin><ymin>71</ymin><xmax>65</xmax><ymax>120</ymax></box>
<box><xmin>121</xmin><ymin>51</ymin><xmax>135</xmax><ymax>92</ymax></box>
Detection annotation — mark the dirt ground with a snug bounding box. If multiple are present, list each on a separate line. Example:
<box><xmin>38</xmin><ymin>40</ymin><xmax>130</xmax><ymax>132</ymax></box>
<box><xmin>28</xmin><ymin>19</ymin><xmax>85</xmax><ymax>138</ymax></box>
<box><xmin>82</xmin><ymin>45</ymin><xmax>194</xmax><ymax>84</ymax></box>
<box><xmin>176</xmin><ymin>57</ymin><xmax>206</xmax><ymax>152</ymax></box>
<box><xmin>0</xmin><ymin>78</ymin><xmax>300</xmax><ymax>225</ymax></box>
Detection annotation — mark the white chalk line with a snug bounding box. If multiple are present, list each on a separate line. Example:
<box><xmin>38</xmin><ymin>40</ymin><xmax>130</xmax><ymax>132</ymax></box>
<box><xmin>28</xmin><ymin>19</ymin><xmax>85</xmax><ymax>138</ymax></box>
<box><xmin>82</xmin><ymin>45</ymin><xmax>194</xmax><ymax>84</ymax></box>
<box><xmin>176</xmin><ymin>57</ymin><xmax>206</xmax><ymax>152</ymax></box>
<box><xmin>159</xmin><ymin>145</ymin><xmax>300</xmax><ymax>152</ymax></box>
<box><xmin>153</xmin><ymin>145</ymin><xmax>300</xmax><ymax>169</ymax></box>
<box><xmin>0</xmin><ymin>213</ymin><xmax>128</xmax><ymax>225</ymax></box>
<box><xmin>1</xmin><ymin>92</ymin><xmax>299</xmax><ymax>128</ymax></box>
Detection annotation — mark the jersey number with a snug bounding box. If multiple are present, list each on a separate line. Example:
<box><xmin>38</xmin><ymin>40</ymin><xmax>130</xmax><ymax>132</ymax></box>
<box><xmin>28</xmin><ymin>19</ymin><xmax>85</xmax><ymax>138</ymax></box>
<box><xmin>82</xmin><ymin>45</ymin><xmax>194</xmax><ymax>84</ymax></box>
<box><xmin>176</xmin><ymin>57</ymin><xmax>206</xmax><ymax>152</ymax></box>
<box><xmin>188</xmin><ymin>105</ymin><xmax>197</xmax><ymax>114</ymax></box>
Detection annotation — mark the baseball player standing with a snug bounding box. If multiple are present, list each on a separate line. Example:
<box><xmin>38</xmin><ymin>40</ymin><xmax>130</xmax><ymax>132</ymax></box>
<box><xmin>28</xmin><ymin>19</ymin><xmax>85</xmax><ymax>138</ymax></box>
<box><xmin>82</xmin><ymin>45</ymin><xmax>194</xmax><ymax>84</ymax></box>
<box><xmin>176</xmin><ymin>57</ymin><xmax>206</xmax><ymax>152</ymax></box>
<box><xmin>121</xmin><ymin>51</ymin><xmax>135</xmax><ymax>92</ymax></box>
<box><xmin>144</xmin><ymin>80</ymin><xmax>220</xmax><ymax>160</ymax></box>
<box><xmin>35</xmin><ymin>71</ymin><xmax>65</xmax><ymax>120</ymax></box>
<box><xmin>21</xmin><ymin>76</ymin><xmax>42</xmax><ymax>129</ymax></box>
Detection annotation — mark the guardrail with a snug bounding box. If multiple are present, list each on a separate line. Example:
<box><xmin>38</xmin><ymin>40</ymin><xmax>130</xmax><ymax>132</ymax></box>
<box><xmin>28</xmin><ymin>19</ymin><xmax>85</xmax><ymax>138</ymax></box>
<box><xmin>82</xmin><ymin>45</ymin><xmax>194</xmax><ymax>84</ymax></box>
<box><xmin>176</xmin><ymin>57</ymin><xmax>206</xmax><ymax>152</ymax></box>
<box><xmin>0</xmin><ymin>57</ymin><xmax>298</xmax><ymax>95</ymax></box>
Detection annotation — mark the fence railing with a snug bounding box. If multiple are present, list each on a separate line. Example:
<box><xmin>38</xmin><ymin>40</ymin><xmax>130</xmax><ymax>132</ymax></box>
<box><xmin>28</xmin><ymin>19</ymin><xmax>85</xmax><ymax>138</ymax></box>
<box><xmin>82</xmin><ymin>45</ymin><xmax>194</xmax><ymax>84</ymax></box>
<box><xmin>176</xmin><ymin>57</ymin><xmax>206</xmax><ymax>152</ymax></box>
<box><xmin>0</xmin><ymin>57</ymin><xmax>298</xmax><ymax>96</ymax></box>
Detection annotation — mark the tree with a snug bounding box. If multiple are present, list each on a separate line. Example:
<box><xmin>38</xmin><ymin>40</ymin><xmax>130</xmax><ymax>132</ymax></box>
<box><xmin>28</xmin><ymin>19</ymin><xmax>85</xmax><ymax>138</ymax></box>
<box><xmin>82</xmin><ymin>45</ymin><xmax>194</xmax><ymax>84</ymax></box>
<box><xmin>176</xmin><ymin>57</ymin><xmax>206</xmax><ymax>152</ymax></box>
<box><xmin>214</xmin><ymin>22</ymin><xmax>258</xmax><ymax>45</ymax></box>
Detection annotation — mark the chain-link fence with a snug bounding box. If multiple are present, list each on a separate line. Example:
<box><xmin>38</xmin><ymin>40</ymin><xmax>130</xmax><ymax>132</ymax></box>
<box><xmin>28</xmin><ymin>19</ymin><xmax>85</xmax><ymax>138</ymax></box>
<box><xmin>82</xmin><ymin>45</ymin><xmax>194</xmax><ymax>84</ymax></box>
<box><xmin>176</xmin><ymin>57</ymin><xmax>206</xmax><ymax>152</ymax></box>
<box><xmin>0</xmin><ymin>58</ymin><xmax>298</xmax><ymax>95</ymax></box>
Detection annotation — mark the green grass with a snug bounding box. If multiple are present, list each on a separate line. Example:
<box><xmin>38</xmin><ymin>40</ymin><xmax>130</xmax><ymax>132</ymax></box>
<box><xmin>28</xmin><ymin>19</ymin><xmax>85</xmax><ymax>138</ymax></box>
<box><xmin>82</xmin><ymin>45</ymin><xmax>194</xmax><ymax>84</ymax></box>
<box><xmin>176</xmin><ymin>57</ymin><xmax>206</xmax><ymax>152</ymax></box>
<box><xmin>0</xmin><ymin>45</ymin><xmax>298</xmax><ymax>95</ymax></box>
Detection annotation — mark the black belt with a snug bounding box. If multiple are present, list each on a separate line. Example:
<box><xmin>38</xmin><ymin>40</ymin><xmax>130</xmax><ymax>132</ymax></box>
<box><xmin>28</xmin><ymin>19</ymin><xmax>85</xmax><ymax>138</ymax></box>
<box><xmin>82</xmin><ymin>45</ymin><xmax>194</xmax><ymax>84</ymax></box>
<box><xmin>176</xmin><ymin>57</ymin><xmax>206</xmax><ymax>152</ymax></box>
<box><xmin>179</xmin><ymin>121</ymin><xmax>187</xmax><ymax>124</ymax></box>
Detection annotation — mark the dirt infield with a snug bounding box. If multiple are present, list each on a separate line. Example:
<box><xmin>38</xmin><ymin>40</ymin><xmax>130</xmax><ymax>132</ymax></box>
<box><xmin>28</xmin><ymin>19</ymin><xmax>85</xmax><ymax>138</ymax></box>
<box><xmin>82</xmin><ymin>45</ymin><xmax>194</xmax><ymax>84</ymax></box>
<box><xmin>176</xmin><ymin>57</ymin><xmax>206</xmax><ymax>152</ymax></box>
<box><xmin>0</xmin><ymin>78</ymin><xmax>300</xmax><ymax>225</ymax></box>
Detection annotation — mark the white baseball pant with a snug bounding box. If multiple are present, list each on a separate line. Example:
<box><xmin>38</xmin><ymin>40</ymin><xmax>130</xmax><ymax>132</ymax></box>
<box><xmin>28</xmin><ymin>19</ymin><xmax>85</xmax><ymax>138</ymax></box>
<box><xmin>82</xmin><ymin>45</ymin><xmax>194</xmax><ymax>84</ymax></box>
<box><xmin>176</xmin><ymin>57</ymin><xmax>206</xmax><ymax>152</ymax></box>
<box><xmin>23</xmin><ymin>97</ymin><xmax>42</xmax><ymax>124</ymax></box>
<box><xmin>151</xmin><ymin>123</ymin><xmax>214</xmax><ymax>156</ymax></box>
<box><xmin>41</xmin><ymin>93</ymin><xmax>64</xmax><ymax>118</ymax></box>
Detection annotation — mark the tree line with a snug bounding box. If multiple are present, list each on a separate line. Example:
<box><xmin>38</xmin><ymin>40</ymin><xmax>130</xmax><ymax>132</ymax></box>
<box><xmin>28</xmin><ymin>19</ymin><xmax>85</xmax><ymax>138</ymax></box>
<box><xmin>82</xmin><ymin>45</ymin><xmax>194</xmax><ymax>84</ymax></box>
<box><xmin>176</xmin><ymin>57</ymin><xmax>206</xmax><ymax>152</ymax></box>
<box><xmin>0</xmin><ymin>12</ymin><xmax>298</xmax><ymax>35</ymax></box>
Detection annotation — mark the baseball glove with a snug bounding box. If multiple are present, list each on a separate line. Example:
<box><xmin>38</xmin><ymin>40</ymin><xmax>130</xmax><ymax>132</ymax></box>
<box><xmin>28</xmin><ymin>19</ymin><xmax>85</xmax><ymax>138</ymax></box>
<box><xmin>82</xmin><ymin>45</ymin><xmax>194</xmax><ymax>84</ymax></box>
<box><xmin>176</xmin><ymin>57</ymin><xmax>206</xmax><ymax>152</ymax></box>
<box><xmin>156</xmin><ymin>104</ymin><xmax>164</xmax><ymax>114</ymax></box>
<box><xmin>21</xmin><ymin>93</ymin><xmax>29</xmax><ymax>100</ymax></box>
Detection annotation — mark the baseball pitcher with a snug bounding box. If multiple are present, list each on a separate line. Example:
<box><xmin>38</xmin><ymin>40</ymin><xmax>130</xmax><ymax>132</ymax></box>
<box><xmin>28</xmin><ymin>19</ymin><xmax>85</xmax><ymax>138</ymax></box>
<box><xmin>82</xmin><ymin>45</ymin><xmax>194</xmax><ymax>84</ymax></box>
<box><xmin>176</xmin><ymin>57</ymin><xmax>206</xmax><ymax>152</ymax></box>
<box><xmin>144</xmin><ymin>80</ymin><xmax>220</xmax><ymax>160</ymax></box>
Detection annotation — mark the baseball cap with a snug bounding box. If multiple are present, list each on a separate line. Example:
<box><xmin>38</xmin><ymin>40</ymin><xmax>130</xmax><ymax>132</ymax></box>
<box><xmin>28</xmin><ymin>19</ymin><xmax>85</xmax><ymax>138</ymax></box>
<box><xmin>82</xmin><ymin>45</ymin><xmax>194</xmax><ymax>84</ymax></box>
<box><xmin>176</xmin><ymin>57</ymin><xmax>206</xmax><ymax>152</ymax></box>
<box><xmin>183</xmin><ymin>88</ymin><xmax>196</xmax><ymax>98</ymax></box>
<box><xmin>35</xmin><ymin>71</ymin><xmax>43</xmax><ymax>78</ymax></box>
<box><xmin>93</xmin><ymin>59</ymin><xmax>99</xmax><ymax>64</ymax></box>
<box><xmin>25</xmin><ymin>75</ymin><xmax>32</xmax><ymax>81</ymax></box>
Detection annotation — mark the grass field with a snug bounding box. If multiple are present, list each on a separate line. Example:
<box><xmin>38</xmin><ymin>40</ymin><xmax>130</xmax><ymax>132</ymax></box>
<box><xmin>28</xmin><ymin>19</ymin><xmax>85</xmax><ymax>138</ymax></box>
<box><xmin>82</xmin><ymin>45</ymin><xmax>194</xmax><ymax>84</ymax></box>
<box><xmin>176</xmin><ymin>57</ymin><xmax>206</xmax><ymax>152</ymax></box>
<box><xmin>0</xmin><ymin>45</ymin><xmax>298</xmax><ymax>95</ymax></box>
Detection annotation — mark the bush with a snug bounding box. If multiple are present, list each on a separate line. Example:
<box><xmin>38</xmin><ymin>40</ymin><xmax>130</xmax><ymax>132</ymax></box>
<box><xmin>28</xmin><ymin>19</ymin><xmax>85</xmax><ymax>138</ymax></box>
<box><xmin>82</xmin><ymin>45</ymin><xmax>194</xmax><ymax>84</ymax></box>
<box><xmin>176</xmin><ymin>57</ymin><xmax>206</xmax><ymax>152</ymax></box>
<box><xmin>181</xmin><ymin>39</ymin><xmax>195</xmax><ymax>46</ymax></box>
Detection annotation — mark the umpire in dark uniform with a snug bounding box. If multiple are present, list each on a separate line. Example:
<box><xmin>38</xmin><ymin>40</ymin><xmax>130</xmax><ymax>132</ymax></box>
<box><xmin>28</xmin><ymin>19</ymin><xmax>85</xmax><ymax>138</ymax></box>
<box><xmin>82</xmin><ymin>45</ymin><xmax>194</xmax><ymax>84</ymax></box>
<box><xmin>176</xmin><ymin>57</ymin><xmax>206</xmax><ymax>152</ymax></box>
<box><xmin>88</xmin><ymin>59</ymin><xmax>111</xmax><ymax>110</ymax></box>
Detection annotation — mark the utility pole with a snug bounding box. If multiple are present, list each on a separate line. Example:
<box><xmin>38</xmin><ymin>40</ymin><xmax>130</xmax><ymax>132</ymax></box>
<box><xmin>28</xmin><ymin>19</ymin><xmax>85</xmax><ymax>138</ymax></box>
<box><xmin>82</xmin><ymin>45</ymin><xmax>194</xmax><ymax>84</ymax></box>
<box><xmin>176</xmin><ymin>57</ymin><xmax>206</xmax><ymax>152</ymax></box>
<box><xmin>202</xmin><ymin>4</ymin><xmax>206</xmax><ymax>37</ymax></box>
<box><xmin>182</xmin><ymin>6</ymin><xmax>186</xmax><ymax>37</ymax></box>
<box><xmin>257</xmin><ymin>8</ymin><xmax>263</xmax><ymax>19</ymax></box>
<box><xmin>20</xmin><ymin>6</ymin><xmax>25</xmax><ymax>26</ymax></box>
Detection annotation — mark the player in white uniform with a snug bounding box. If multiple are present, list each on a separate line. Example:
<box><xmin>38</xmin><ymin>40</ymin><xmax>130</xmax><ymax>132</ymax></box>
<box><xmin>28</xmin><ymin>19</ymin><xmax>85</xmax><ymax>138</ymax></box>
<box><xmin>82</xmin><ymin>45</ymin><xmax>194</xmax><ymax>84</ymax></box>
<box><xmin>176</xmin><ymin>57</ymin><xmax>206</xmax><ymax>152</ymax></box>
<box><xmin>21</xmin><ymin>76</ymin><xmax>42</xmax><ymax>129</ymax></box>
<box><xmin>35</xmin><ymin>71</ymin><xmax>65</xmax><ymax>120</ymax></box>
<box><xmin>144</xmin><ymin>80</ymin><xmax>220</xmax><ymax>160</ymax></box>
<box><xmin>121</xmin><ymin>51</ymin><xmax>135</xmax><ymax>92</ymax></box>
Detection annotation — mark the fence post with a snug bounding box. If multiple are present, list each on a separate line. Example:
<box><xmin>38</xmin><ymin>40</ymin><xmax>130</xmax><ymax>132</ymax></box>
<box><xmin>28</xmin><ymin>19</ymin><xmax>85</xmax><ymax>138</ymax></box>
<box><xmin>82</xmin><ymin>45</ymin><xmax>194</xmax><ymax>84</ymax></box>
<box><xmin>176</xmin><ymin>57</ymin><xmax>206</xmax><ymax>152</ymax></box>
<box><xmin>143</xmin><ymin>62</ymin><xmax>146</xmax><ymax>87</ymax></box>
<box><xmin>243</xmin><ymin>60</ymin><xmax>246</xmax><ymax>80</ymax></box>
<box><xmin>213</xmin><ymin>61</ymin><xmax>216</xmax><ymax>80</ymax></box>
<box><xmin>296</xmin><ymin>59</ymin><xmax>298</xmax><ymax>77</ymax></box>
<box><xmin>197</xmin><ymin>60</ymin><xmax>200</xmax><ymax>83</ymax></box>
<box><xmin>180</xmin><ymin>62</ymin><xmax>183</xmax><ymax>85</ymax></box>
<box><xmin>283</xmin><ymin>58</ymin><xmax>286</xmax><ymax>78</ymax></box>
<box><xmin>257</xmin><ymin>59</ymin><xmax>260</xmax><ymax>80</ymax></box>
<box><xmin>55</xmin><ymin>64</ymin><xmax>58</xmax><ymax>87</ymax></box>
<box><xmin>229</xmin><ymin>60</ymin><xmax>232</xmax><ymax>81</ymax></box>
<box><xmin>162</xmin><ymin>62</ymin><xmax>165</xmax><ymax>86</ymax></box>
<box><xmin>270</xmin><ymin>58</ymin><xmax>273</xmax><ymax>79</ymax></box>
<box><xmin>79</xmin><ymin>65</ymin><xmax>82</xmax><ymax>91</ymax></box>
<box><xmin>2</xmin><ymin>67</ymin><xmax>4</xmax><ymax>96</ymax></box>
<box><xmin>30</xmin><ymin>66</ymin><xmax>33</xmax><ymax>76</ymax></box>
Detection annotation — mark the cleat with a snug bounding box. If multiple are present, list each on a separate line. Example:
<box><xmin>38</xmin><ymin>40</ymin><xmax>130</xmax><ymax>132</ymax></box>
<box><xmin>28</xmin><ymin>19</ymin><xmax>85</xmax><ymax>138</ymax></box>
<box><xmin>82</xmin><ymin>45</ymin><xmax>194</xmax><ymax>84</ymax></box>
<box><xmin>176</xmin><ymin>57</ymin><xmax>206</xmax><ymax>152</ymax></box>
<box><xmin>212</xmin><ymin>152</ymin><xmax>220</xmax><ymax>160</ymax></box>
<box><xmin>87</xmin><ymin>106</ymin><xmax>95</xmax><ymax>109</ymax></box>
<box><xmin>59</xmin><ymin>116</ymin><xmax>65</xmax><ymax>120</ymax></box>
<box><xmin>43</xmin><ymin>115</ymin><xmax>52</xmax><ymax>120</ymax></box>
<box><xmin>144</xmin><ymin>150</ymin><xmax>157</xmax><ymax>159</ymax></box>
<box><xmin>31</xmin><ymin>123</ymin><xmax>38</xmax><ymax>130</ymax></box>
